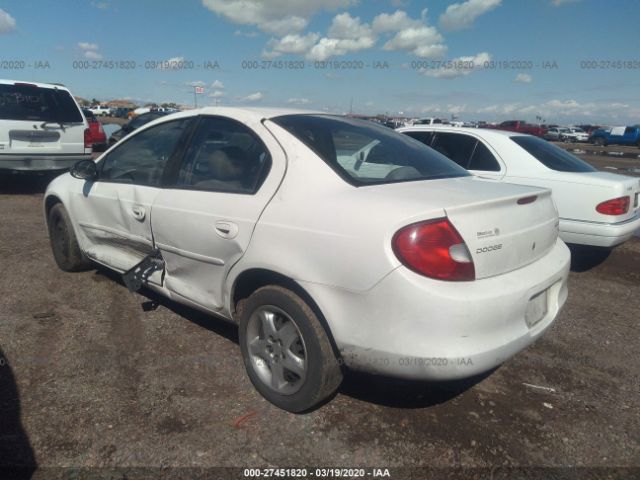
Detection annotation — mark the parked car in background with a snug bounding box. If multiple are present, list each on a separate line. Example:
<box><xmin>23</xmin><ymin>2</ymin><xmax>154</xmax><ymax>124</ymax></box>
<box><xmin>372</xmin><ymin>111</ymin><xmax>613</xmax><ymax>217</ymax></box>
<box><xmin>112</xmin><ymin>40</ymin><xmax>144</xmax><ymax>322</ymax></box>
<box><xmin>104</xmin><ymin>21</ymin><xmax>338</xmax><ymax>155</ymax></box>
<box><xmin>129</xmin><ymin>107</ymin><xmax>151</xmax><ymax>118</ymax></box>
<box><xmin>589</xmin><ymin>126</ymin><xmax>640</xmax><ymax>147</ymax></box>
<box><xmin>107</xmin><ymin>111</ymin><xmax>170</xmax><ymax>146</ymax></box>
<box><xmin>0</xmin><ymin>79</ymin><xmax>92</xmax><ymax>172</ymax></box>
<box><xmin>111</xmin><ymin>107</ymin><xmax>133</xmax><ymax>119</ymax></box>
<box><xmin>561</xmin><ymin>127</ymin><xmax>589</xmax><ymax>143</ymax></box>
<box><xmin>413</xmin><ymin>117</ymin><xmax>449</xmax><ymax>126</ymax></box>
<box><xmin>576</xmin><ymin>124</ymin><xmax>604</xmax><ymax>135</ymax></box>
<box><xmin>488</xmin><ymin>120</ymin><xmax>547</xmax><ymax>138</ymax></box>
<box><xmin>44</xmin><ymin>107</ymin><xmax>570</xmax><ymax>412</ymax></box>
<box><xmin>81</xmin><ymin>109</ymin><xmax>107</xmax><ymax>152</ymax></box>
<box><xmin>88</xmin><ymin>105</ymin><xmax>111</xmax><ymax>117</ymax></box>
<box><xmin>544</xmin><ymin>127</ymin><xmax>570</xmax><ymax>141</ymax></box>
<box><xmin>398</xmin><ymin>126</ymin><xmax>640</xmax><ymax>248</ymax></box>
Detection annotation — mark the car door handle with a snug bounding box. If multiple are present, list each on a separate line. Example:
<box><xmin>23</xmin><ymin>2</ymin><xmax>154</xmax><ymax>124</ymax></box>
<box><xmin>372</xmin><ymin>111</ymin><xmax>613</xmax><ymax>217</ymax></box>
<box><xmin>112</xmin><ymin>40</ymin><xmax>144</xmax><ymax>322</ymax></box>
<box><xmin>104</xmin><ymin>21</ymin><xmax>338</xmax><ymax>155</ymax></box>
<box><xmin>215</xmin><ymin>221</ymin><xmax>238</xmax><ymax>239</ymax></box>
<box><xmin>131</xmin><ymin>206</ymin><xmax>146</xmax><ymax>221</ymax></box>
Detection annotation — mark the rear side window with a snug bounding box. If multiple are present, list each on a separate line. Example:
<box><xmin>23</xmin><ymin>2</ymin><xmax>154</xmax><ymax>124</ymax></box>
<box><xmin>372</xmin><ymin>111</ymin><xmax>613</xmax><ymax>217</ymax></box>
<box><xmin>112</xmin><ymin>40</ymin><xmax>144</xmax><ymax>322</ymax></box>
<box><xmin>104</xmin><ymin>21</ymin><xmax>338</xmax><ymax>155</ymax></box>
<box><xmin>174</xmin><ymin>116</ymin><xmax>271</xmax><ymax>194</ymax></box>
<box><xmin>403</xmin><ymin>131</ymin><xmax>434</xmax><ymax>146</ymax></box>
<box><xmin>431</xmin><ymin>132</ymin><xmax>477</xmax><ymax>168</ymax></box>
<box><xmin>469</xmin><ymin>141</ymin><xmax>501</xmax><ymax>171</ymax></box>
<box><xmin>272</xmin><ymin>115</ymin><xmax>468</xmax><ymax>186</ymax></box>
<box><xmin>511</xmin><ymin>136</ymin><xmax>596</xmax><ymax>172</ymax></box>
<box><xmin>0</xmin><ymin>84</ymin><xmax>82</xmax><ymax>123</ymax></box>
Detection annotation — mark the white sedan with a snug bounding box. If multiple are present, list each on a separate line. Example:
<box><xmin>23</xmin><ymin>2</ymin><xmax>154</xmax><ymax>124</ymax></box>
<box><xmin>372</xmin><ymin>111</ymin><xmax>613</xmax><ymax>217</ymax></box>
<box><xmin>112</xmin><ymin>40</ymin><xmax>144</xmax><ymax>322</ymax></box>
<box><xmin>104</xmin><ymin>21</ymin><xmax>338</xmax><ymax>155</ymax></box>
<box><xmin>45</xmin><ymin>108</ymin><xmax>570</xmax><ymax>412</ymax></box>
<box><xmin>398</xmin><ymin>126</ymin><xmax>640</xmax><ymax>248</ymax></box>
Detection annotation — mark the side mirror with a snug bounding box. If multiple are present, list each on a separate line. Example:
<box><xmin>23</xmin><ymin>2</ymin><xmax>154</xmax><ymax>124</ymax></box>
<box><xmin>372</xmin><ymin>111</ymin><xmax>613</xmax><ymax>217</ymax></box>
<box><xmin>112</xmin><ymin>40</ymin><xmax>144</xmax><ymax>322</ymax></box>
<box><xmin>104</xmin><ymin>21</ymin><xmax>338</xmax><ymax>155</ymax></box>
<box><xmin>70</xmin><ymin>159</ymin><xmax>98</xmax><ymax>181</ymax></box>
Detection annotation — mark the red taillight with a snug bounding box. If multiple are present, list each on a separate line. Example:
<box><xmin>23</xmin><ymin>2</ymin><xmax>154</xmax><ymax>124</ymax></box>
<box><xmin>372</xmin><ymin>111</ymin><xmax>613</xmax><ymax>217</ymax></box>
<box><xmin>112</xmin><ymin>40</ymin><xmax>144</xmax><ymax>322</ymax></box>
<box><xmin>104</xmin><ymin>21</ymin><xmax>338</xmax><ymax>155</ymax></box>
<box><xmin>84</xmin><ymin>128</ymin><xmax>92</xmax><ymax>148</ymax></box>
<box><xmin>392</xmin><ymin>218</ymin><xmax>475</xmax><ymax>281</ymax></box>
<box><xmin>596</xmin><ymin>196</ymin><xmax>630</xmax><ymax>216</ymax></box>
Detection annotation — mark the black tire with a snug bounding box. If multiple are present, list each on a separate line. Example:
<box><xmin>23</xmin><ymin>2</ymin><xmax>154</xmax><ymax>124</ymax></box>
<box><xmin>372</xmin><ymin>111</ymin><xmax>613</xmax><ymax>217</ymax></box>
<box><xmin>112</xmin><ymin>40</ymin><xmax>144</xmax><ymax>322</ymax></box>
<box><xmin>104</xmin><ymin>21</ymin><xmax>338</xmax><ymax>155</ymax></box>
<box><xmin>595</xmin><ymin>137</ymin><xmax>606</xmax><ymax>146</ymax></box>
<box><xmin>47</xmin><ymin>204</ymin><xmax>92</xmax><ymax>272</ymax></box>
<box><xmin>239</xmin><ymin>286</ymin><xmax>342</xmax><ymax>412</ymax></box>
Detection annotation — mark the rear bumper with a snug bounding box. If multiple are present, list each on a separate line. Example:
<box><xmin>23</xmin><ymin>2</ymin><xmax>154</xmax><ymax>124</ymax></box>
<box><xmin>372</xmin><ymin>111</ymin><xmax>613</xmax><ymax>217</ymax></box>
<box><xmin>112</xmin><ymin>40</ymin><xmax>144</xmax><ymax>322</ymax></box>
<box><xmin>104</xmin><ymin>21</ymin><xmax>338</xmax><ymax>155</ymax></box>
<box><xmin>0</xmin><ymin>154</ymin><xmax>91</xmax><ymax>172</ymax></box>
<box><xmin>302</xmin><ymin>239</ymin><xmax>570</xmax><ymax>381</ymax></box>
<box><xmin>560</xmin><ymin>215</ymin><xmax>640</xmax><ymax>247</ymax></box>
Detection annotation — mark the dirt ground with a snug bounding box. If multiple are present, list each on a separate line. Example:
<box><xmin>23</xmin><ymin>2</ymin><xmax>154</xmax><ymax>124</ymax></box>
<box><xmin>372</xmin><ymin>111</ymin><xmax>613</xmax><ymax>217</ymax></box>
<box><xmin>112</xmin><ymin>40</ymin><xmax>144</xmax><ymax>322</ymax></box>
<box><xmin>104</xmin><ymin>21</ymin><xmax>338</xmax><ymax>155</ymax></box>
<box><xmin>0</xmin><ymin>154</ymin><xmax>638</xmax><ymax>480</ymax></box>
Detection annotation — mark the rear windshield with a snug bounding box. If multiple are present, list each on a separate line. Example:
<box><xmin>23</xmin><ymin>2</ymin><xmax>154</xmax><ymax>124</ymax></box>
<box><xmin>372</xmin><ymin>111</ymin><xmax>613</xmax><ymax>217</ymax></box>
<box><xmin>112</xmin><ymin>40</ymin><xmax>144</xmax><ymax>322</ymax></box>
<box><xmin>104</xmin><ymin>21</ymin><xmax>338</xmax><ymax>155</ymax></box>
<box><xmin>0</xmin><ymin>84</ymin><xmax>83</xmax><ymax>123</ymax></box>
<box><xmin>511</xmin><ymin>135</ymin><xmax>596</xmax><ymax>172</ymax></box>
<box><xmin>272</xmin><ymin>115</ymin><xmax>469</xmax><ymax>186</ymax></box>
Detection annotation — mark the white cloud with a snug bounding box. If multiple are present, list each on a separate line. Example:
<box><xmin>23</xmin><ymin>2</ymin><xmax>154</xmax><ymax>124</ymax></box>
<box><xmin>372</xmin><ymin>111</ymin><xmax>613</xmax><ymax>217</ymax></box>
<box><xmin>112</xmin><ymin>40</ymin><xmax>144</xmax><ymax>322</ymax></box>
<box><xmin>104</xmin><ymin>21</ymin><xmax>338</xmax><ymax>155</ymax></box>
<box><xmin>91</xmin><ymin>1</ymin><xmax>109</xmax><ymax>9</ymax></box>
<box><xmin>423</xmin><ymin>51</ymin><xmax>491</xmax><ymax>79</ymax></box>
<box><xmin>187</xmin><ymin>80</ymin><xmax>206</xmax><ymax>87</ymax></box>
<box><xmin>211</xmin><ymin>80</ymin><xmax>225</xmax><ymax>89</ymax></box>
<box><xmin>515</xmin><ymin>73</ymin><xmax>533</xmax><ymax>83</ymax></box>
<box><xmin>551</xmin><ymin>0</ymin><xmax>579</xmax><ymax>5</ymax></box>
<box><xmin>239</xmin><ymin>92</ymin><xmax>264</xmax><ymax>102</ymax></box>
<box><xmin>234</xmin><ymin>30</ymin><xmax>260</xmax><ymax>37</ymax></box>
<box><xmin>439</xmin><ymin>0</ymin><xmax>501</xmax><ymax>31</ymax></box>
<box><xmin>383</xmin><ymin>25</ymin><xmax>446</xmax><ymax>58</ymax></box>
<box><xmin>78</xmin><ymin>42</ymin><xmax>99</xmax><ymax>51</ymax></box>
<box><xmin>201</xmin><ymin>0</ymin><xmax>356</xmax><ymax>36</ymax></box>
<box><xmin>328</xmin><ymin>12</ymin><xmax>373</xmax><ymax>39</ymax></box>
<box><xmin>264</xmin><ymin>32</ymin><xmax>320</xmax><ymax>58</ymax></box>
<box><xmin>84</xmin><ymin>50</ymin><xmax>103</xmax><ymax>60</ymax></box>
<box><xmin>287</xmin><ymin>98</ymin><xmax>312</xmax><ymax>105</ymax></box>
<box><xmin>372</xmin><ymin>10</ymin><xmax>421</xmax><ymax>33</ymax></box>
<box><xmin>209</xmin><ymin>90</ymin><xmax>225</xmax><ymax>98</ymax></box>
<box><xmin>370</xmin><ymin>10</ymin><xmax>448</xmax><ymax>59</ymax></box>
<box><xmin>0</xmin><ymin>8</ymin><xmax>16</xmax><ymax>34</ymax></box>
<box><xmin>306</xmin><ymin>13</ymin><xmax>376</xmax><ymax>61</ymax></box>
<box><xmin>78</xmin><ymin>42</ymin><xmax>103</xmax><ymax>60</ymax></box>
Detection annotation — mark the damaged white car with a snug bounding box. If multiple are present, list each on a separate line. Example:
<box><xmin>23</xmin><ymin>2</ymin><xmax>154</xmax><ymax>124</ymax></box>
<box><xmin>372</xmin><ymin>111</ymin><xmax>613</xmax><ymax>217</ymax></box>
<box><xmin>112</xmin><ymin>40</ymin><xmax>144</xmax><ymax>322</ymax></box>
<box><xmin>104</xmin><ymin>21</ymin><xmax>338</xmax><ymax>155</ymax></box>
<box><xmin>45</xmin><ymin>108</ymin><xmax>570</xmax><ymax>412</ymax></box>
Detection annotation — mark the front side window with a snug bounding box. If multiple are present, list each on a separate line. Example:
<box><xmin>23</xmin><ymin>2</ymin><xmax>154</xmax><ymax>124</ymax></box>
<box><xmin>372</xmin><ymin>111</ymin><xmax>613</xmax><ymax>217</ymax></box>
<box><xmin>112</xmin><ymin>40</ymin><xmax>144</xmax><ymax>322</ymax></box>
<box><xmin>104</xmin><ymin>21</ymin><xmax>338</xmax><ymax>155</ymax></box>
<box><xmin>272</xmin><ymin>115</ymin><xmax>468</xmax><ymax>186</ymax></box>
<box><xmin>174</xmin><ymin>116</ymin><xmax>271</xmax><ymax>194</ymax></box>
<box><xmin>511</xmin><ymin>136</ymin><xmax>596</xmax><ymax>172</ymax></box>
<box><xmin>0</xmin><ymin>84</ymin><xmax>82</xmax><ymax>123</ymax></box>
<box><xmin>99</xmin><ymin>118</ymin><xmax>193</xmax><ymax>185</ymax></box>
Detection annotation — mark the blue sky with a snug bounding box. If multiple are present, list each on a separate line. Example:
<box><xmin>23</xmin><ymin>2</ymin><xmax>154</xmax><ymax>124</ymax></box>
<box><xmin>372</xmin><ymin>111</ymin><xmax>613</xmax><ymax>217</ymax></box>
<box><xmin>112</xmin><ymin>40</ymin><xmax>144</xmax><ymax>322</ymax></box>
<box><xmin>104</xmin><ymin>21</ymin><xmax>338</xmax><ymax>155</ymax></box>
<box><xmin>1</xmin><ymin>0</ymin><xmax>639</xmax><ymax>123</ymax></box>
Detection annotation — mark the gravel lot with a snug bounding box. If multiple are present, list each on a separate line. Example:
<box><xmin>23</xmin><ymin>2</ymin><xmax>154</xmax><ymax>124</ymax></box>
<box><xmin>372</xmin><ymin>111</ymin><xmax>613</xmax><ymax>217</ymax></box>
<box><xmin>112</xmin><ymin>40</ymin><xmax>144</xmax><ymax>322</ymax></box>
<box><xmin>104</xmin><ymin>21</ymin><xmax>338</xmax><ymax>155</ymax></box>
<box><xmin>0</xmin><ymin>154</ymin><xmax>639</xmax><ymax>479</ymax></box>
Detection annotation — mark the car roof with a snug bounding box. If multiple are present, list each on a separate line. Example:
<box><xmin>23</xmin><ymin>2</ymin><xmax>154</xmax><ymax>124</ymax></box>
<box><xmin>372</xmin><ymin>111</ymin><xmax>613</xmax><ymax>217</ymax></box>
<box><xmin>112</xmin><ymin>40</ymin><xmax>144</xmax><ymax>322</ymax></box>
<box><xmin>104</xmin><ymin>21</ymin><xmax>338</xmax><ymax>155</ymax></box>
<box><xmin>194</xmin><ymin>106</ymin><xmax>325</xmax><ymax>120</ymax></box>
<box><xmin>0</xmin><ymin>79</ymin><xmax>71</xmax><ymax>92</ymax></box>
<box><xmin>397</xmin><ymin>125</ymin><xmax>525</xmax><ymax>139</ymax></box>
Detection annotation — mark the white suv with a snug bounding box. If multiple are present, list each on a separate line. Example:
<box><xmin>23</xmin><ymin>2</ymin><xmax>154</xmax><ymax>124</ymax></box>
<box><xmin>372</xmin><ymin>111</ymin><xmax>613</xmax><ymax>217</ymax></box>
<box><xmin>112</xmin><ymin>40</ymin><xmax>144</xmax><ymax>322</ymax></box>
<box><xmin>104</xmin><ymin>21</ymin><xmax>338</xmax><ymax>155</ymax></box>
<box><xmin>89</xmin><ymin>105</ymin><xmax>111</xmax><ymax>117</ymax></box>
<box><xmin>0</xmin><ymin>80</ymin><xmax>92</xmax><ymax>172</ymax></box>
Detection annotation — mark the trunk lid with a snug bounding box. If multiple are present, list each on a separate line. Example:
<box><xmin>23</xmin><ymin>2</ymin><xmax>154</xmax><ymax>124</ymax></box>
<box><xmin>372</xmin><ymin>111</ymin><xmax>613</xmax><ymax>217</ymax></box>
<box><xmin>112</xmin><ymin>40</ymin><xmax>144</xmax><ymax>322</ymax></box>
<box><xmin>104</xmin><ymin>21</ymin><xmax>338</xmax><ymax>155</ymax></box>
<box><xmin>444</xmin><ymin>187</ymin><xmax>558</xmax><ymax>279</ymax></box>
<box><xmin>363</xmin><ymin>176</ymin><xmax>559</xmax><ymax>280</ymax></box>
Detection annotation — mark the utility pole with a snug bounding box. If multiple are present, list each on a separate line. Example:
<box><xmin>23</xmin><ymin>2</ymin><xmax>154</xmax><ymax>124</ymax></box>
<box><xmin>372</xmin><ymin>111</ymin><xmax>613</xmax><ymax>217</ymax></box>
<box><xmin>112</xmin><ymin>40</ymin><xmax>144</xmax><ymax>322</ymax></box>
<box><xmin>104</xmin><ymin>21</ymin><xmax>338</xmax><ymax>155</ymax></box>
<box><xmin>193</xmin><ymin>86</ymin><xmax>198</xmax><ymax>109</ymax></box>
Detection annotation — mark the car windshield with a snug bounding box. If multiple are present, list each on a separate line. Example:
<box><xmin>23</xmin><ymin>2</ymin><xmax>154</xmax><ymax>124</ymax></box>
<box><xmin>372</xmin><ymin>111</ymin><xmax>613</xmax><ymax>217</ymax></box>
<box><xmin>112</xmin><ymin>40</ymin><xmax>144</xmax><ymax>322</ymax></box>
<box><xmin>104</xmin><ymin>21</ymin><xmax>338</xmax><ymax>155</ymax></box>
<box><xmin>511</xmin><ymin>136</ymin><xmax>597</xmax><ymax>172</ymax></box>
<box><xmin>0</xmin><ymin>83</ymin><xmax>83</xmax><ymax>123</ymax></box>
<box><xmin>272</xmin><ymin>115</ymin><xmax>469</xmax><ymax>186</ymax></box>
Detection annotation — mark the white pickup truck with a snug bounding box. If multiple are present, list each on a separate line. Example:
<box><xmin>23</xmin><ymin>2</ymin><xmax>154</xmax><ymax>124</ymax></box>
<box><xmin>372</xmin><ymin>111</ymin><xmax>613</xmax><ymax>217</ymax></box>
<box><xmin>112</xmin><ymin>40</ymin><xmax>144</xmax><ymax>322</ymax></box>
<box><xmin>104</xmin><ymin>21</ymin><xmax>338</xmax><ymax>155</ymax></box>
<box><xmin>88</xmin><ymin>105</ymin><xmax>111</xmax><ymax>117</ymax></box>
